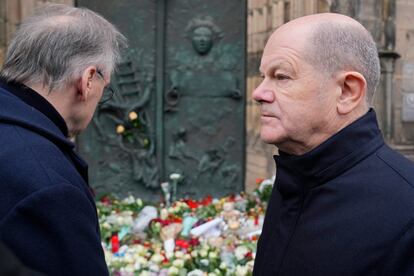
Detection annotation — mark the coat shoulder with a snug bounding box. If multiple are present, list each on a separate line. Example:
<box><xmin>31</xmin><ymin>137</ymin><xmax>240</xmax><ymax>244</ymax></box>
<box><xmin>376</xmin><ymin>145</ymin><xmax>414</xmax><ymax>188</ymax></box>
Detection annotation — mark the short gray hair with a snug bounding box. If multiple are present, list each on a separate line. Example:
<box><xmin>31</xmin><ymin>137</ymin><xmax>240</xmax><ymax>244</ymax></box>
<box><xmin>305</xmin><ymin>21</ymin><xmax>380</xmax><ymax>104</ymax></box>
<box><xmin>0</xmin><ymin>4</ymin><xmax>127</xmax><ymax>90</ymax></box>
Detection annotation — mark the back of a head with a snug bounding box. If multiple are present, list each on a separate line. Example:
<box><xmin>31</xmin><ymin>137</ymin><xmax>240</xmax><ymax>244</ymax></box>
<box><xmin>0</xmin><ymin>4</ymin><xmax>127</xmax><ymax>90</ymax></box>
<box><xmin>304</xmin><ymin>15</ymin><xmax>381</xmax><ymax>104</ymax></box>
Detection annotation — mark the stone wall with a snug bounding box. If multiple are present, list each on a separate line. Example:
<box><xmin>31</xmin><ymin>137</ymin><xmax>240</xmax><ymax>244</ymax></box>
<box><xmin>393</xmin><ymin>0</ymin><xmax>414</xmax><ymax>158</ymax></box>
<box><xmin>0</xmin><ymin>0</ymin><xmax>73</xmax><ymax>64</ymax></box>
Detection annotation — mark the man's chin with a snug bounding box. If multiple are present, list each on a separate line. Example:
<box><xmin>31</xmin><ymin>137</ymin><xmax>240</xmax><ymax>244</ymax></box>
<box><xmin>260</xmin><ymin>132</ymin><xmax>284</xmax><ymax>145</ymax></box>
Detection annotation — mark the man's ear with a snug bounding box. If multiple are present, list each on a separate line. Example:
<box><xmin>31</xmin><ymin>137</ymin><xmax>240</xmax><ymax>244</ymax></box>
<box><xmin>77</xmin><ymin>66</ymin><xmax>97</xmax><ymax>102</ymax></box>
<box><xmin>336</xmin><ymin>71</ymin><xmax>367</xmax><ymax>115</ymax></box>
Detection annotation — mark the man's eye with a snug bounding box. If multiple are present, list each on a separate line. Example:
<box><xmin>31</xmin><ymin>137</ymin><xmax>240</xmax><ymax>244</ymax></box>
<box><xmin>275</xmin><ymin>74</ymin><xmax>290</xmax><ymax>80</ymax></box>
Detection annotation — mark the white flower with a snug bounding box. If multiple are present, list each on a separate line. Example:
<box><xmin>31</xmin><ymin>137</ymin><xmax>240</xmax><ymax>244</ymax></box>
<box><xmin>199</xmin><ymin>249</ymin><xmax>208</xmax><ymax>258</ymax></box>
<box><xmin>123</xmin><ymin>195</ymin><xmax>135</xmax><ymax>204</ymax></box>
<box><xmin>136</xmin><ymin>198</ymin><xmax>143</xmax><ymax>206</ymax></box>
<box><xmin>246</xmin><ymin>260</ymin><xmax>255</xmax><ymax>270</ymax></box>
<box><xmin>200</xmin><ymin>259</ymin><xmax>209</xmax><ymax>267</ymax></box>
<box><xmin>149</xmin><ymin>264</ymin><xmax>160</xmax><ymax>272</ymax></box>
<box><xmin>236</xmin><ymin>265</ymin><xmax>249</xmax><ymax>276</ymax></box>
<box><xmin>166</xmin><ymin>251</ymin><xmax>174</xmax><ymax>260</ymax></box>
<box><xmin>191</xmin><ymin>250</ymin><xmax>198</xmax><ymax>258</ymax></box>
<box><xmin>136</xmin><ymin>256</ymin><xmax>148</xmax><ymax>267</ymax></box>
<box><xmin>124</xmin><ymin>216</ymin><xmax>133</xmax><ymax>226</ymax></box>
<box><xmin>174</xmin><ymin>251</ymin><xmax>184</xmax><ymax>259</ymax></box>
<box><xmin>102</xmin><ymin>222</ymin><xmax>111</xmax><ymax>229</ymax></box>
<box><xmin>172</xmin><ymin>258</ymin><xmax>184</xmax><ymax>268</ymax></box>
<box><xmin>235</xmin><ymin>245</ymin><xmax>249</xmax><ymax>261</ymax></box>
<box><xmin>170</xmin><ymin>173</ymin><xmax>181</xmax><ymax>180</ymax></box>
<box><xmin>134</xmin><ymin>245</ymin><xmax>146</xmax><ymax>256</ymax></box>
<box><xmin>168</xmin><ymin>266</ymin><xmax>179</xmax><ymax>275</ymax></box>
<box><xmin>208</xmin><ymin>251</ymin><xmax>218</xmax><ymax>259</ymax></box>
<box><xmin>120</xmin><ymin>264</ymin><xmax>135</xmax><ymax>273</ymax></box>
<box><xmin>150</xmin><ymin>253</ymin><xmax>164</xmax><ymax>264</ymax></box>
<box><xmin>104</xmin><ymin>250</ymin><xmax>113</xmax><ymax>264</ymax></box>
<box><xmin>219</xmin><ymin>262</ymin><xmax>227</xmax><ymax>270</ymax></box>
<box><xmin>259</xmin><ymin>176</ymin><xmax>275</xmax><ymax>192</ymax></box>
<box><xmin>188</xmin><ymin>269</ymin><xmax>205</xmax><ymax>276</ymax></box>
<box><xmin>124</xmin><ymin>254</ymin><xmax>133</xmax><ymax>264</ymax></box>
<box><xmin>134</xmin><ymin>260</ymin><xmax>141</xmax><ymax>271</ymax></box>
<box><xmin>116</xmin><ymin>217</ymin><xmax>125</xmax><ymax>225</ymax></box>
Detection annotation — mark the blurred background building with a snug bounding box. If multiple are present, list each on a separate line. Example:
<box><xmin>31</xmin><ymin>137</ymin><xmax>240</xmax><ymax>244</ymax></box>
<box><xmin>0</xmin><ymin>0</ymin><xmax>412</xmax><ymax>194</ymax></box>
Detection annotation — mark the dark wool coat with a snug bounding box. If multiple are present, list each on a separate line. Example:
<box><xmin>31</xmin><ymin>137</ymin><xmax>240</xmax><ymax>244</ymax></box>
<box><xmin>0</xmin><ymin>83</ymin><xmax>109</xmax><ymax>275</ymax></box>
<box><xmin>253</xmin><ymin>110</ymin><xmax>414</xmax><ymax>276</ymax></box>
<box><xmin>0</xmin><ymin>241</ymin><xmax>45</xmax><ymax>276</ymax></box>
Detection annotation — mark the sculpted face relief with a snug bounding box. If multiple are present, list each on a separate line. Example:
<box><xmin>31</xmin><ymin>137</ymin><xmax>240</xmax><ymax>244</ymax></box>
<box><xmin>192</xmin><ymin>26</ymin><xmax>214</xmax><ymax>55</ymax></box>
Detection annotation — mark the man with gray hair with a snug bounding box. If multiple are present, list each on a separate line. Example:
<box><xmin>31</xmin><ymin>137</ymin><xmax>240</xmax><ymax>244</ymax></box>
<box><xmin>253</xmin><ymin>13</ymin><xmax>414</xmax><ymax>275</ymax></box>
<box><xmin>0</xmin><ymin>4</ymin><xmax>126</xmax><ymax>275</ymax></box>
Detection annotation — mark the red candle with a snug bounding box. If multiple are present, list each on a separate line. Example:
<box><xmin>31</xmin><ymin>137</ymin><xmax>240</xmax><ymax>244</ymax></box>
<box><xmin>111</xmin><ymin>233</ymin><xmax>120</xmax><ymax>253</ymax></box>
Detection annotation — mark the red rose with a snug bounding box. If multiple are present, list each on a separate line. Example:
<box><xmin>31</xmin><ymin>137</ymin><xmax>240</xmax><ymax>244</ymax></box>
<box><xmin>100</xmin><ymin>195</ymin><xmax>111</xmax><ymax>205</ymax></box>
<box><xmin>175</xmin><ymin>239</ymin><xmax>189</xmax><ymax>249</ymax></box>
<box><xmin>201</xmin><ymin>195</ymin><xmax>213</xmax><ymax>206</ymax></box>
<box><xmin>189</xmin><ymin>237</ymin><xmax>200</xmax><ymax>247</ymax></box>
<box><xmin>186</xmin><ymin>199</ymin><xmax>199</xmax><ymax>209</ymax></box>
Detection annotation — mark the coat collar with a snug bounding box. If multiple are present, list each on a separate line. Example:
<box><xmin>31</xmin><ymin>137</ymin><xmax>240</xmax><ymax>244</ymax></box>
<box><xmin>274</xmin><ymin>109</ymin><xmax>384</xmax><ymax>190</ymax></box>
<box><xmin>0</xmin><ymin>81</ymin><xmax>90</xmax><ymax>186</ymax></box>
<box><xmin>0</xmin><ymin>81</ymin><xmax>74</xmax><ymax>150</ymax></box>
<box><xmin>0</xmin><ymin>80</ymin><xmax>69</xmax><ymax>137</ymax></box>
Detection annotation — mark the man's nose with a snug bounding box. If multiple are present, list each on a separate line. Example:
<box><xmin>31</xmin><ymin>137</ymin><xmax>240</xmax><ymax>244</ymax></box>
<box><xmin>252</xmin><ymin>82</ymin><xmax>275</xmax><ymax>103</ymax></box>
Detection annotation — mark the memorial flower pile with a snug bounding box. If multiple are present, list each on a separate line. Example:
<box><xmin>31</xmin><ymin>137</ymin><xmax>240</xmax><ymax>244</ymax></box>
<box><xmin>97</xmin><ymin>176</ymin><xmax>274</xmax><ymax>276</ymax></box>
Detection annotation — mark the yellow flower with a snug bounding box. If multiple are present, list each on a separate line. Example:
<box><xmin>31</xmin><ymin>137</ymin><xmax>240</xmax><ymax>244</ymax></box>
<box><xmin>116</xmin><ymin>125</ymin><xmax>125</xmax><ymax>134</ymax></box>
<box><xmin>129</xmin><ymin>111</ymin><xmax>138</xmax><ymax>121</ymax></box>
<box><xmin>143</xmin><ymin>138</ymin><xmax>149</xmax><ymax>146</ymax></box>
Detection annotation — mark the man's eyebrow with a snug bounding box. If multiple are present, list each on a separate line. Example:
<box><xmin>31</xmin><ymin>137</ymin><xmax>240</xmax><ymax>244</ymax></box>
<box><xmin>259</xmin><ymin>60</ymin><xmax>293</xmax><ymax>74</ymax></box>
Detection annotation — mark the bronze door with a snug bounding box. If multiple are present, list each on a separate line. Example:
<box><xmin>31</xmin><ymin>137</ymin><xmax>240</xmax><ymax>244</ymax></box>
<box><xmin>76</xmin><ymin>0</ymin><xmax>246</xmax><ymax>200</ymax></box>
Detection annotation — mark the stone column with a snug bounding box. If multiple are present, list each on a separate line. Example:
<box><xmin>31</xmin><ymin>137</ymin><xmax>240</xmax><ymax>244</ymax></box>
<box><xmin>379</xmin><ymin>0</ymin><xmax>399</xmax><ymax>142</ymax></box>
<box><xmin>380</xmin><ymin>51</ymin><xmax>400</xmax><ymax>141</ymax></box>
